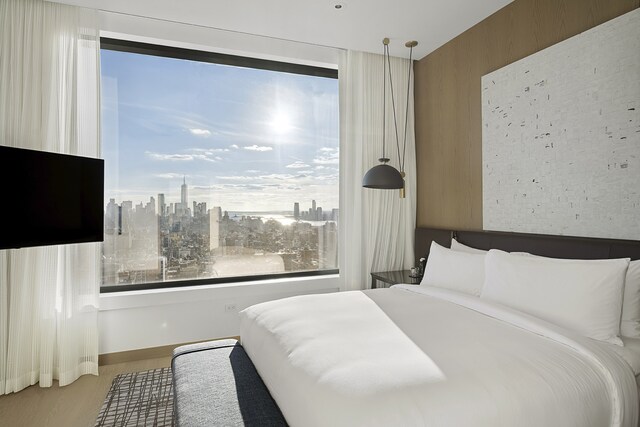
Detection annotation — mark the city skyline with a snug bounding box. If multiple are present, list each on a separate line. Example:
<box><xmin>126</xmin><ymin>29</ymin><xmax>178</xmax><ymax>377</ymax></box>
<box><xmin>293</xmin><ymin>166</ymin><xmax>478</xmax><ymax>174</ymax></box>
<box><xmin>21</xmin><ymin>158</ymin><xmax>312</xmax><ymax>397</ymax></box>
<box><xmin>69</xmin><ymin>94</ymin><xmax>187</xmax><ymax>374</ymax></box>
<box><xmin>103</xmin><ymin>176</ymin><xmax>338</xmax><ymax>287</ymax></box>
<box><xmin>100</xmin><ymin>48</ymin><xmax>339</xmax><ymax>212</ymax></box>
<box><xmin>105</xmin><ymin>177</ymin><xmax>337</xmax><ymax>219</ymax></box>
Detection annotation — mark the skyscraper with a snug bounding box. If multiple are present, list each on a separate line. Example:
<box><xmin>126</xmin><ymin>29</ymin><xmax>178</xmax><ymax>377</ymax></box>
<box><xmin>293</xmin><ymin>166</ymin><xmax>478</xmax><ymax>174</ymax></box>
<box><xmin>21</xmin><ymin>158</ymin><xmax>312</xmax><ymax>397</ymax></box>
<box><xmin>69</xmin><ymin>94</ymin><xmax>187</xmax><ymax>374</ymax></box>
<box><xmin>105</xmin><ymin>198</ymin><xmax>119</xmax><ymax>233</ymax></box>
<box><xmin>294</xmin><ymin>202</ymin><xmax>300</xmax><ymax>220</ymax></box>
<box><xmin>181</xmin><ymin>176</ymin><xmax>188</xmax><ymax>209</ymax></box>
<box><xmin>121</xmin><ymin>201</ymin><xmax>133</xmax><ymax>233</ymax></box>
<box><xmin>158</xmin><ymin>193</ymin><xmax>165</xmax><ymax>217</ymax></box>
<box><xmin>209</xmin><ymin>207</ymin><xmax>221</xmax><ymax>250</ymax></box>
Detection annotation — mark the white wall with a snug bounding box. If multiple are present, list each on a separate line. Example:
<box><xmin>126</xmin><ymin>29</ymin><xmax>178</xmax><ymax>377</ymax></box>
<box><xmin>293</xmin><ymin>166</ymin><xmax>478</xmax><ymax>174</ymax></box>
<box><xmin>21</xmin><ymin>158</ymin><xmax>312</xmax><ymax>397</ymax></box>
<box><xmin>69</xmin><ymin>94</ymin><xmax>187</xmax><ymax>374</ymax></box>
<box><xmin>99</xmin><ymin>275</ymin><xmax>339</xmax><ymax>354</ymax></box>
<box><xmin>96</xmin><ymin>11</ymin><xmax>342</xmax><ymax>355</ymax></box>
<box><xmin>98</xmin><ymin>10</ymin><xmax>339</xmax><ymax>69</ymax></box>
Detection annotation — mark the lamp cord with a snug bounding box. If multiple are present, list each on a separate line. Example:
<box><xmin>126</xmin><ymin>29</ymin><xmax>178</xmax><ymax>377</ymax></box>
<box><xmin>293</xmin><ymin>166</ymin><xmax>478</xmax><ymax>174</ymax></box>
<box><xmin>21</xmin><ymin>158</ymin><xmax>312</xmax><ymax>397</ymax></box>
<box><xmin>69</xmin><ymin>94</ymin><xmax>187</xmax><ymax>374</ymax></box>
<box><xmin>386</xmin><ymin>46</ymin><xmax>401</xmax><ymax>169</ymax></box>
<box><xmin>401</xmin><ymin>44</ymin><xmax>414</xmax><ymax>173</ymax></box>
<box><xmin>382</xmin><ymin>43</ymin><xmax>386</xmax><ymax>161</ymax></box>
<box><xmin>381</xmin><ymin>40</ymin><xmax>414</xmax><ymax>171</ymax></box>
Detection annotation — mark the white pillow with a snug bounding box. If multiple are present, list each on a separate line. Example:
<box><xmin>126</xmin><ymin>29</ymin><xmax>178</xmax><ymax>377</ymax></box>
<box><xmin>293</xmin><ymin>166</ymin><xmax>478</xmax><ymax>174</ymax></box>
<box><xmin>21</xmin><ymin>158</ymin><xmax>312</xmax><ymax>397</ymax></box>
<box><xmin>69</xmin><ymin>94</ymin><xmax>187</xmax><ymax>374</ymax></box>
<box><xmin>450</xmin><ymin>238</ymin><xmax>487</xmax><ymax>254</ymax></box>
<box><xmin>452</xmin><ymin>239</ymin><xmax>640</xmax><ymax>338</ymax></box>
<box><xmin>621</xmin><ymin>260</ymin><xmax>640</xmax><ymax>338</ymax></box>
<box><xmin>481</xmin><ymin>249</ymin><xmax>629</xmax><ymax>345</ymax></box>
<box><xmin>421</xmin><ymin>241</ymin><xmax>485</xmax><ymax>296</ymax></box>
<box><xmin>451</xmin><ymin>238</ymin><xmax>532</xmax><ymax>256</ymax></box>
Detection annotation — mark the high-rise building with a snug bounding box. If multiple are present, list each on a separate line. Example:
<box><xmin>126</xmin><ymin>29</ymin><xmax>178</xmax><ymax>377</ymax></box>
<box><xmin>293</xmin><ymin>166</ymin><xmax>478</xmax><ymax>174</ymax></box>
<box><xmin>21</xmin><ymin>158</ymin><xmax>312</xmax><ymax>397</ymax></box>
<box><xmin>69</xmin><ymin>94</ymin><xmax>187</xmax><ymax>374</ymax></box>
<box><xmin>102</xmin><ymin>196</ymin><xmax>159</xmax><ymax>286</ymax></box>
<box><xmin>195</xmin><ymin>202</ymin><xmax>207</xmax><ymax>218</ymax></box>
<box><xmin>312</xmin><ymin>199</ymin><xmax>316</xmax><ymax>212</ymax></box>
<box><xmin>181</xmin><ymin>176</ymin><xmax>188</xmax><ymax>212</ymax></box>
<box><xmin>105</xmin><ymin>198</ymin><xmax>119</xmax><ymax>234</ymax></box>
<box><xmin>121</xmin><ymin>201</ymin><xmax>133</xmax><ymax>233</ymax></box>
<box><xmin>209</xmin><ymin>207</ymin><xmax>221</xmax><ymax>250</ymax></box>
<box><xmin>316</xmin><ymin>207</ymin><xmax>323</xmax><ymax>221</ymax></box>
<box><xmin>294</xmin><ymin>202</ymin><xmax>300</xmax><ymax>220</ymax></box>
<box><xmin>158</xmin><ymin>193</ymin><xmax>165</xmax><ymax>217</ymax></box>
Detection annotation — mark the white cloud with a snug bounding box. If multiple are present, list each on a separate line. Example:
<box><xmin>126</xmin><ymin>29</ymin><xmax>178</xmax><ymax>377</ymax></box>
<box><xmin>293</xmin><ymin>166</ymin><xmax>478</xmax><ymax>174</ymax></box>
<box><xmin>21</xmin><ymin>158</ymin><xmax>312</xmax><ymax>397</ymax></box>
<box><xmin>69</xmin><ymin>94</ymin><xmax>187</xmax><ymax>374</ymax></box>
<box><xmin>312</xmin><ymin>155</ymin><xmax>339</xmax><ymax>165</ymax></box>
<box><xmin>189</xmin><ymin>128</ymin><xmax>211</xmax><ymax>137</ymax></box>
<box><xmin>260</xmin><ymin>173</ymin><xmax>297</xmax><ymax>180</ymax></box>
<box><xmin>243</xmin><ymin>145</ymin><xmax>273</xmax><ymax>152</ymax></box>
<box><xmin>216</xmin><ymin>175</ymin><xmax>255</xmax><ymax>181</ymax></box>
<box><xmin>192</xmin><ymin>154</ymin><xmax>218</xmax><ymax>163</ymax></box>
<box><xmin>216</xmin><ymin>173</ymin><xmax>297</xmax><ymax>182</ymax></box>
<box><xmin>192</xmin><ymin>185</ymin><xmax>225</xmax><ymax>190</ymax></box>
<box><xmin>235</xmin><ymin>184</ymin><xmax>268</xmax><ymax>191</ymax></box>
<box><xmin>147</xmin><ymin>152</ymin><xmax>194</xmax><ymax>161</ymax></box>
<box><xmin>316</xmin><ymin>173</ymin><xmax>339</xmax><ymax>182</ymax></box>
<box><xmin>154</xmin><ymin>173</ymin><xmax>184</xmax><ymax>179</ymax></box>
<box><xmin>146</xmin><ymin>151</ymin><xmax>219</xmax><ymax>163</ymax></box>
<box><xmin>286</xmin><ymin>161</ymin><xmax>310</xmax><ymax>169</ymax></box>
<box><xmin>230</xmin><ymin>144</ymin><xmax>239</xmax><ymax>149</ymax></box>
<box><xmin>190</xmin><ymin>148</ymin><xmax>229</xmax><ymax>153</ymax></box>
<box><xmin>312</xmin><ymin>146</ymin><xmax>339</xmax><ymax>165</ymax></box>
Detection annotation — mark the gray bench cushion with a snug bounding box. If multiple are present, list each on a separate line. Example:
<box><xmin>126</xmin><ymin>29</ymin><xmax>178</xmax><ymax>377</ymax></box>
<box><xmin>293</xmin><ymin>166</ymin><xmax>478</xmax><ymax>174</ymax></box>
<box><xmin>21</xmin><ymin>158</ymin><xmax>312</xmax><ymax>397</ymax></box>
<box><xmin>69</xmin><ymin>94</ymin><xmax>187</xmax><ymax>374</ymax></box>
<box><xmin>172</xmin><ymin>339</ymin><xmax>287</xmax><ymax>426</ymax></box>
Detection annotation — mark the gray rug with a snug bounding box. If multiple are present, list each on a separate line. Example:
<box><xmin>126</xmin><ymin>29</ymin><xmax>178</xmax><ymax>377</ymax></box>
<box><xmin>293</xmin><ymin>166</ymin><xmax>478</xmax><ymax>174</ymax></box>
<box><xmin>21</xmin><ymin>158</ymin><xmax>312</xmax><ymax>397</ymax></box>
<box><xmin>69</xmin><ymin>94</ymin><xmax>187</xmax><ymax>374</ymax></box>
<box><xmin>95</xmin><ymin>368</ymin><xmax>175</xmax><ymax>427</ymax></box>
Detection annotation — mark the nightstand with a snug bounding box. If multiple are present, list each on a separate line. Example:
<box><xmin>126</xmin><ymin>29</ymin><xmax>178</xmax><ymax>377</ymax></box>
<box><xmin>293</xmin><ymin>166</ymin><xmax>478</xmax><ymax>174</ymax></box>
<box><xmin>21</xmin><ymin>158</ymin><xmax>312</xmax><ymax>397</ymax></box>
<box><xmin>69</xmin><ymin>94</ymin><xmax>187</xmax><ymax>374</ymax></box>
<box><xmin>370</xmin><ymin>270</ymin><xmax>421</xmax><ymax>289</ymax></box>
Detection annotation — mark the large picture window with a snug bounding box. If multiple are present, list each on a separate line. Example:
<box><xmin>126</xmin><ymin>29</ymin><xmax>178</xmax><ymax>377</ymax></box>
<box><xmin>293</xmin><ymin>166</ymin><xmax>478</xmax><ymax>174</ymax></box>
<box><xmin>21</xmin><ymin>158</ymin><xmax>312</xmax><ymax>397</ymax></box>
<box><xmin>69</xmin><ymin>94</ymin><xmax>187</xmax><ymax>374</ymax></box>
<box><xmin>100</xmin><ymin>39</ymin><xmax>339</xmax><ymax>292</ymax></box>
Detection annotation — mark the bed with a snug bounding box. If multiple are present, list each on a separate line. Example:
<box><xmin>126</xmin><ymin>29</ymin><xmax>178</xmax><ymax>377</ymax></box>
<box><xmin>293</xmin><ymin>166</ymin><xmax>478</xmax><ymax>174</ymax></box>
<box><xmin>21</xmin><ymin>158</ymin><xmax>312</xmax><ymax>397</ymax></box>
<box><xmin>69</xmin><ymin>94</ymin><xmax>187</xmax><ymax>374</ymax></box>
<box><xmin>238</xmin><ymin>228</ymin><xmax>640</xmax><ymax>427</ymax></box>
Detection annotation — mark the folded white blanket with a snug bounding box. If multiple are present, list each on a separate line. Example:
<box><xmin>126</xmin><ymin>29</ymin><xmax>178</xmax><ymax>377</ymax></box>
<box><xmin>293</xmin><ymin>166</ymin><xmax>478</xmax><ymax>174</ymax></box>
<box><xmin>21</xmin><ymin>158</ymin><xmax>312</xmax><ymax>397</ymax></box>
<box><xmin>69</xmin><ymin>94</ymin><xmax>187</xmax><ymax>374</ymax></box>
<box><xmin>240</xmin><ymin>285</ymin><xmax>638</xmax><ymax>427</ymax></box>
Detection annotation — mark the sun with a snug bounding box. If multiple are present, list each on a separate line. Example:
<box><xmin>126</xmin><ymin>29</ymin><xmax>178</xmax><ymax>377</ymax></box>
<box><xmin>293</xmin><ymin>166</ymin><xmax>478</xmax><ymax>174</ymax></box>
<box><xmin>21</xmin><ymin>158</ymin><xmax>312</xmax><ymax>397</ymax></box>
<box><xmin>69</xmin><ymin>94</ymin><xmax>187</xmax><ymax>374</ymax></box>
<box><xmin>268</xmin><ymin>111</ymin><xmax>293</xmax><ymax>134</ymax></box>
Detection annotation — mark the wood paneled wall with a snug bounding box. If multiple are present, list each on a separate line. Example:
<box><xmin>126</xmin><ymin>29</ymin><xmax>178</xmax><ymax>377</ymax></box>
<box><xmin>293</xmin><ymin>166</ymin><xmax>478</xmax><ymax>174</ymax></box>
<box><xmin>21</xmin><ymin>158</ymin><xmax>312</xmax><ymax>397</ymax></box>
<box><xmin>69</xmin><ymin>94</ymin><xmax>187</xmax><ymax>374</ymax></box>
<box><xmin>414</xmin><ymin>0</ymin><xmax>639</xmax><ymax>230</ymax></box>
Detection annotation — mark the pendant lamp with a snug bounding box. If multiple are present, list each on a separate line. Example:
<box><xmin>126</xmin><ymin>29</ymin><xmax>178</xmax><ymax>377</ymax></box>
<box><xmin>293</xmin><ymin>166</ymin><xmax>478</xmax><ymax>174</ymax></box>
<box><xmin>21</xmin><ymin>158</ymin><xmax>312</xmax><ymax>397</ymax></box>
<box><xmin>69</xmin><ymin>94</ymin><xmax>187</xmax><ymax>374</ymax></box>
<box><xmin>362</xmin><ymin>38</ymin><xmax>417</xmax><ymax>198</ymax></box>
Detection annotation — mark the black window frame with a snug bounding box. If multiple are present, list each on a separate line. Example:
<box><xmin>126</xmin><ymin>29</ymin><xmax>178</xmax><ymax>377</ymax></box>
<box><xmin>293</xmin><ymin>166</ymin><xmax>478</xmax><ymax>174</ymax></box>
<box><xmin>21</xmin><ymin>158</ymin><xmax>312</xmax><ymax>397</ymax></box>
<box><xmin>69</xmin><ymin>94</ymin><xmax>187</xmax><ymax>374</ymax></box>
<box><xmin>99</xmin><ymin>37</ymin><xmax>339</xmax><ymax>294</ymax></box>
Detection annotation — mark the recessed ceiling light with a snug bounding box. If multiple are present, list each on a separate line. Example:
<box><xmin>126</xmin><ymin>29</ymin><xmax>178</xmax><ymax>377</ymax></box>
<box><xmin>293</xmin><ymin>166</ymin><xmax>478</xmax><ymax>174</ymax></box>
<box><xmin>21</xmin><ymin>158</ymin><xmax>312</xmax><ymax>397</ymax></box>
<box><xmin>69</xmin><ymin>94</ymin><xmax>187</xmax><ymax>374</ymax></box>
<box><xmin>333</xmin><ymin>2</ymin><xmax>346</xmax><ymax>10</ymax></box>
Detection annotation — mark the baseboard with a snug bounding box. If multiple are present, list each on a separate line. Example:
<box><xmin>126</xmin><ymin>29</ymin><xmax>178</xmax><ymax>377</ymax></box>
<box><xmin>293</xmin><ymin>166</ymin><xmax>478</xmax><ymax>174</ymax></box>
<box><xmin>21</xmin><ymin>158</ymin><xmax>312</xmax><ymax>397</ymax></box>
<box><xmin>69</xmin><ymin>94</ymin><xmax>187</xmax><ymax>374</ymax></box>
<box><xmin>98</xmin><ymin>336</ymin><xmax>241</xmax><ymax>366</ymax></box>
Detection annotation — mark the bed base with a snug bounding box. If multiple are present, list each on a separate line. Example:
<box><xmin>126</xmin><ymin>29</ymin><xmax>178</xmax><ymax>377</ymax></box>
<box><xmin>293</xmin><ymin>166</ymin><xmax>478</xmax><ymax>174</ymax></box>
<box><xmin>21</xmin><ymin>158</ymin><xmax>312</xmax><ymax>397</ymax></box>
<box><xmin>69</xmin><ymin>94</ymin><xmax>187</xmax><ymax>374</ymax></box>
<box><xmin>171</xmin><ymin>339</ymin><xmax>287</xmax><ymax>426</ymax></box>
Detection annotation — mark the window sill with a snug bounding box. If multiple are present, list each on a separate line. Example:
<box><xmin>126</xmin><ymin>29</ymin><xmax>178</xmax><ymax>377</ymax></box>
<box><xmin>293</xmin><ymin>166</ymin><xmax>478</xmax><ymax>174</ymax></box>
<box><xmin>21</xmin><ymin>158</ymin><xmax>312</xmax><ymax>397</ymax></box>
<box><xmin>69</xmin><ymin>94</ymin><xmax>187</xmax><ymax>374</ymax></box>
<box><xmin>99</xmin><ymin>274</ymin><xmax>340</xmax><ymax>311</ymax></box>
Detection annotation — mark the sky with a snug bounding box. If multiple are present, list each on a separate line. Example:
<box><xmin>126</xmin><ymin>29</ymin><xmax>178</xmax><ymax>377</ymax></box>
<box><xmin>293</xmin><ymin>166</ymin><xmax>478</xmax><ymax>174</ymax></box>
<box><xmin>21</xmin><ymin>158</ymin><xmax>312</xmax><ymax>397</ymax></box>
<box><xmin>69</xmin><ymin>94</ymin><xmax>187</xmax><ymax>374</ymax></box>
<box><xmin>100</xmin><ymin>49</ymin><xmax>339</xmax><ymax>213</ymax></box>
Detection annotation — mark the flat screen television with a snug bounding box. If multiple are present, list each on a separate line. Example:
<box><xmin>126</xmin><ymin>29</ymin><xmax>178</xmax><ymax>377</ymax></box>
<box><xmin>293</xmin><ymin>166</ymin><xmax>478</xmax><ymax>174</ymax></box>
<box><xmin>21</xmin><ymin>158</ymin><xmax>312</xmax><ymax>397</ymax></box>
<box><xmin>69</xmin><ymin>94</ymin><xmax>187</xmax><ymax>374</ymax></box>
<box><xmin>0</xmin><ymin>145</ymin><xmax>104</xmax><ymax>250</ymax></box>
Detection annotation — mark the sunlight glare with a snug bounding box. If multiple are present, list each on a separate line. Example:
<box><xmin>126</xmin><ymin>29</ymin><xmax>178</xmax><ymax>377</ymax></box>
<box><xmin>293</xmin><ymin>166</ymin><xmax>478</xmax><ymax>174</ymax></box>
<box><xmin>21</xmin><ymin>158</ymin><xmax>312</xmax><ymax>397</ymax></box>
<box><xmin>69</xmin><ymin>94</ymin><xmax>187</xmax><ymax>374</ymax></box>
<box><xmin>269</xmin><ymin>111</ymin><xmax>293</xmax><ymax>134</ymax></box>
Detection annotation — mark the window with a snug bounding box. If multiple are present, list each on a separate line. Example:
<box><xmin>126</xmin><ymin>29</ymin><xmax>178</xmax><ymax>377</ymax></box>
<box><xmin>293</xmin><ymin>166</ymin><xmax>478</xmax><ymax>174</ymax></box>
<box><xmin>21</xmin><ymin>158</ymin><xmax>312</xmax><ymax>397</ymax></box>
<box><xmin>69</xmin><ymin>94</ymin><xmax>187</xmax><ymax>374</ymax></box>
<box><xmin>100</xmin><ymin>39</ymin><xmax>339</xmax><ymax>292</ymax></box>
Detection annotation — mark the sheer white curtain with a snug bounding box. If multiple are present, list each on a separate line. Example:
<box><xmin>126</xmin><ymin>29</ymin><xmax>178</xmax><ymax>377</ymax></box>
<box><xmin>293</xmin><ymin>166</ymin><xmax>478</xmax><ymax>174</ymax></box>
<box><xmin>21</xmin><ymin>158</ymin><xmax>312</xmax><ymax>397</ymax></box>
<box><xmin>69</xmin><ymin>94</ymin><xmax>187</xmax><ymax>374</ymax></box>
<box><xmin>339</xmin><ymin>50</ymin><xmax>417</xmax><ymax>291</ymax></box>
<box><xmin>0</xmin><ymin>0</ymin><xmax>101</xmax><ymax>394</ymax></box>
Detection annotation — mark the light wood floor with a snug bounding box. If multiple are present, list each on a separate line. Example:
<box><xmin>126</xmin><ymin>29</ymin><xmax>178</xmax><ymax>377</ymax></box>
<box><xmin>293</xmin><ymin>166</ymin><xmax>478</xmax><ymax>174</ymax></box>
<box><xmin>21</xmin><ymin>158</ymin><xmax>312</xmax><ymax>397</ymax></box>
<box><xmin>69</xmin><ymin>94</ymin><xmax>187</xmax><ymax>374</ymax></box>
<box><xmin>0</xmin><ymin>356</ymin><xmax>171</xmax><ymax>427</ymax></box>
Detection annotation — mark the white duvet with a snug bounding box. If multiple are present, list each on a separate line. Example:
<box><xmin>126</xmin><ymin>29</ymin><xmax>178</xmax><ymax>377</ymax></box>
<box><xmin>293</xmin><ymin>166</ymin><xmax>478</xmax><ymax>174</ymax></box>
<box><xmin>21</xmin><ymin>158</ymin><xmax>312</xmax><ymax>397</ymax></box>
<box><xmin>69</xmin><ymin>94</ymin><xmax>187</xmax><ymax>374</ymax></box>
<box><xmin>240</xmin><ymin>285</ymin><xmax>639</xmax><ymax>427</ymax></box>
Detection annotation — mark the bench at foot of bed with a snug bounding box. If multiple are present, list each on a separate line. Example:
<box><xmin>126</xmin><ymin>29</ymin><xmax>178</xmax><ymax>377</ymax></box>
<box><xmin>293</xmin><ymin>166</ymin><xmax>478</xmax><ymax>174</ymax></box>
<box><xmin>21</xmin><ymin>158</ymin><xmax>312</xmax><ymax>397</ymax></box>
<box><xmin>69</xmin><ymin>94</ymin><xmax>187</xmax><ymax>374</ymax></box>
<box><xmin>171</xmin><ymin>339</ymin><xmax>287</xmax><ymax>426</ymax></box>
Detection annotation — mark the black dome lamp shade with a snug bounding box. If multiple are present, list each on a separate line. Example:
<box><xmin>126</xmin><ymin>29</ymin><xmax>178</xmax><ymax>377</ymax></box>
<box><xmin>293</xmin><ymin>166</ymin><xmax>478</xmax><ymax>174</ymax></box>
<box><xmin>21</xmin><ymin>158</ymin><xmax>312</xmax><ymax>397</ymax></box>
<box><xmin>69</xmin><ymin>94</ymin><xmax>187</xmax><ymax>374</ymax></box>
<box><xmin>362</xmin><ymin>158</ymin><xmax>404</xmax><ymax>189</ymax></box>
<box><xmin>362</xmin><ymin>38</ymin><xmax>417</xmax><ymax>197</ymax></box>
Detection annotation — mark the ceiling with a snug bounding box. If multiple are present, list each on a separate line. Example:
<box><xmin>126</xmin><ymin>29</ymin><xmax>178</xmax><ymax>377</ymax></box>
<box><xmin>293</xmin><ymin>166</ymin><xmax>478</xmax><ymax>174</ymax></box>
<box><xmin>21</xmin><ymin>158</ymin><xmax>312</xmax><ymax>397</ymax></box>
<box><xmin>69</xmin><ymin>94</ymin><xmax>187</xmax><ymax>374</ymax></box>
<box><xmin>51</xmin><ymin>0</ymin><xmax>513</xmax><ymax>59</ymax></box>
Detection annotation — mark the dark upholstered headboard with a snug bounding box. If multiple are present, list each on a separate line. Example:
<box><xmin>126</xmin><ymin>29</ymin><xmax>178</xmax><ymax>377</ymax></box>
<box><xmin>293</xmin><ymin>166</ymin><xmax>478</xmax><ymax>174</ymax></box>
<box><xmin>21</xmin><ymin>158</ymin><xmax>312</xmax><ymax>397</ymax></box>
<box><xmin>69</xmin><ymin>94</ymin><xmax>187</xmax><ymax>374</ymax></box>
<box><xmin>415</xmin><ymin>227</ymin><xmax>640</xmax><ymax>264</ymax></box>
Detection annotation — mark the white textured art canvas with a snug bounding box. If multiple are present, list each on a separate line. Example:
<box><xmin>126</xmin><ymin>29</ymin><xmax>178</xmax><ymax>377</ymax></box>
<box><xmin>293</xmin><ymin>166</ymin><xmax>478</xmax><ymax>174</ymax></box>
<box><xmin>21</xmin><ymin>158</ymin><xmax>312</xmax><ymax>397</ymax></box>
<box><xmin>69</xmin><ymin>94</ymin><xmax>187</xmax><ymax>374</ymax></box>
<box><xmin>482</xmin><ymin>9</ymin><xmax>640</xmax><ymax>240</ymax></box>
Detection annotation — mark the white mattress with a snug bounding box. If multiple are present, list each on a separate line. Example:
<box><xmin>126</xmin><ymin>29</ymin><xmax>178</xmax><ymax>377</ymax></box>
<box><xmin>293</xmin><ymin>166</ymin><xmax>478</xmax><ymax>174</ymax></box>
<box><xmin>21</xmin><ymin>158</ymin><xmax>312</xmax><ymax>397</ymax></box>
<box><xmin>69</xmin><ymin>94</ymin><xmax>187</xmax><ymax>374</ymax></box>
<box><xmin>612</xmin><ymin>337</ymin><xmax>640</xmax><ymax>376</ymax></box>
<box><xmin>240</xmin><ymin>285</ymin><xmax>639</xmax><ymax>427</ymax></box>
<box><xmin>615</xmin><ymin>338</ymin><xmax>640</xmax><ymax>415</ymax></box>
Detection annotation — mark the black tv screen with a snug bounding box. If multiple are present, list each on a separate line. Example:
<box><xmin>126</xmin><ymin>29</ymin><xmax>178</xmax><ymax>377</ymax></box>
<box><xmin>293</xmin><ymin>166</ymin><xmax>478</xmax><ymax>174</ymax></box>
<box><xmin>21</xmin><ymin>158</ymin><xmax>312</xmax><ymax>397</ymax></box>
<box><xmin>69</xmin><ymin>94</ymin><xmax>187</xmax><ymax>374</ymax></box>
<box><xmin>0</xmin><ymin>145</ymin><xmax>104</xmax><ymax>249</ymax></box>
